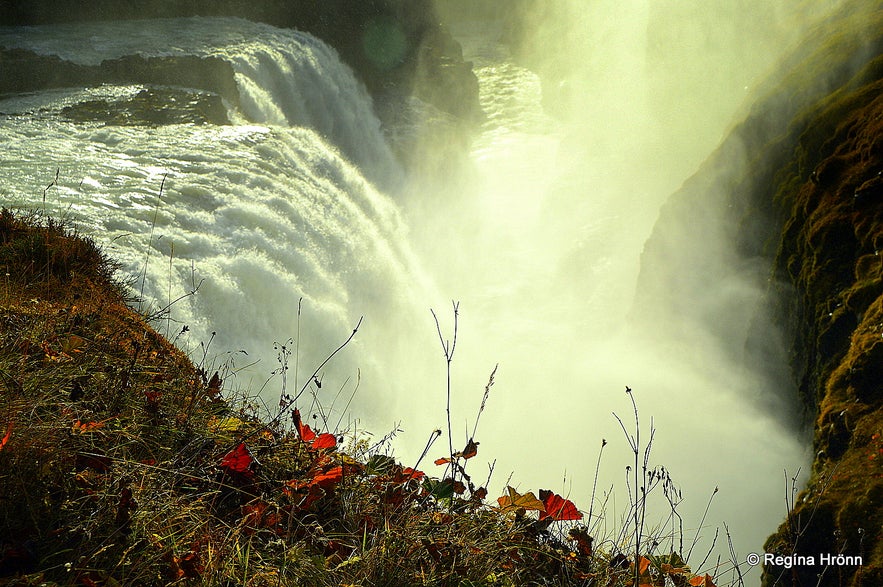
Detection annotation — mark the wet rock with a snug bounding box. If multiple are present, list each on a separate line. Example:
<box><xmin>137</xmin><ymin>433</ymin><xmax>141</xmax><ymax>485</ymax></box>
<box><xmin>0</xmin><ymin>48</ymin><xmax>239</xmax><ymax>112</ymax></box>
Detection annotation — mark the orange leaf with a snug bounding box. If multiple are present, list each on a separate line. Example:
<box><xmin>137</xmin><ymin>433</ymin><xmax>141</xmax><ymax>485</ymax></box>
<box><xmin>311</xmin><ymin>465</ymin><xmax>343</xmax><ymax>489</ymax></box>
<box><xmin>638</xmin><ymin>556</ymin><xmax>651</xmax><ymax>575</ymax></box>
<box><xmin>72</xmin><ymin>420</ymin><xmax>106</xmax><ymax>434</ymax></box>
<box><xmin>401</xmin><ymin>467</ymin><xmax>425</xmax><ymax>480</ymax></box>
<box><xmin>0</xmin><ymin>422</ymin><xmax>12</xmax><ymax>451</ymax></box>
<box><xmin>689</xmin><ymin>574</ymin><xmax>717</xmax><ymax>587</ymax></box>
<box><xmin>497</xmin><ymin>486</ymin><xmax>545</xmax><ymax>513</ymax></box>
<box><xmin>312</xmin><ymin>432</ymin><xmax>337</xmax><ymax>450</ymax></box>
<box><xmin>539</xmin><ymin>490</ymin><xmax>582</xmax><ymax>521</ymax></box>
<box><xmin>434</xmin><ymin>457</ymin><xmax>451</xmax><ymax>465</ymax></box>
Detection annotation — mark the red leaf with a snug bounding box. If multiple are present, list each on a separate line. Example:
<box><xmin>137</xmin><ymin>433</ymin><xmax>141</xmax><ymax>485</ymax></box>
<box><xmin>286</xmin><ymin>465</ymin><xmax>344</xmax><ymax>493</ymax></box>
<box><xmin>0</xmin><ymin>422</ymin><xmax>12</xmax><ymax>451</ymax></box>
<box><xmin>312</xmin><ymin>432</ymin><xmax>337</xmax><ymax>450</ymax></box>
<box><xmin>116</xmin><ymin>487</ymin><xmax>137</xmax><ymax>530</ymax></box>
<box><xmin>221</xmin><ymin>443</ymin><xmax>253</xmax><ymax>476</ymax></box>
<box><xmin>76</xmin><ymin>453</ymin><xmax>111</xmax><ymax>472</ymax></box>
<box><xmin>292</xmin><ymin>409</ymin><xmax>317</xmax><ymax>442</ymax></box>
<box><xmin>539</xmin><ymin>490</ymin><xmax>582</xmax><ymax>521</ymax></box>
<box><xmin>401</xmin><ymin>467</ymin><xmax>425</xmax><ymax>480</ymax></box>
<box><xmin>301</xmin><ymin>484</ymin><xmax>325</xmax><ymax>509</ymax></box>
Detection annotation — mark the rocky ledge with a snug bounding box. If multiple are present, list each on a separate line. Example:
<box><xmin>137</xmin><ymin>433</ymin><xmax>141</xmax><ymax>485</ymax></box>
<box><xmin>0</xmin><ymin>49</ymin><xmax>236</xmax><ymax>126</ymax></box>
<box><xmin>635</xmin><ymin>1</ymin><xmax>883</xmax><ymax>584</ymax></box>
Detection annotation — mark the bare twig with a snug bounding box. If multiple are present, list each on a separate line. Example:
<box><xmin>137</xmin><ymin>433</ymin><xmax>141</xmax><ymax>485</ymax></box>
<box><xmin>431</xmin><ymin>301</ymin><xmax>459</xmax><ymax>474</ymax></box>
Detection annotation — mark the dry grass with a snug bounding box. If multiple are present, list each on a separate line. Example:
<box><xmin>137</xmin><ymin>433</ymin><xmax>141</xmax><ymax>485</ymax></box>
<box><xmin>0</xmin><ymin>209</ymin><xmax>729</xmax><ymax>586</ymax></box>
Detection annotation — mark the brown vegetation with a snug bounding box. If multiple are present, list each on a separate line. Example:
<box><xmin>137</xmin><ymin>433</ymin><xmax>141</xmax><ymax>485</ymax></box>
<box><xmin>0</xmin><ymin>210</ymin><xmax>722</xmax><ymax>586</ymax></box>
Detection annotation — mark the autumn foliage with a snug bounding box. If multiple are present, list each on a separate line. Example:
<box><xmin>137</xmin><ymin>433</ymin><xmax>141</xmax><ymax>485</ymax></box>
<box><xmin>0</xmin><ymin>210</ymin><xmax>726</xmax><ymax>586</ymax></box>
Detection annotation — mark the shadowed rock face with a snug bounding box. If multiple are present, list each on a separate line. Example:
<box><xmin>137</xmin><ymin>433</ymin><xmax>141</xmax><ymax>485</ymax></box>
<box><xmin>0</xmin><ymin>0</ymin><xmax>482</xmax><ymax>124</ymax></box>
<box><xmin>635</xmin><ymin>1</ymin><xmax>883</xmax><ymax>584</ymax></box>
<box><xmin>0</xmin><ymin>49</ymin><xmax>239</xmax><ymax>122</ymax></box>
<box><xmin>761</xmin><ymin>70</ymin><xmax>883</xmax><ymax>587</ymax></box>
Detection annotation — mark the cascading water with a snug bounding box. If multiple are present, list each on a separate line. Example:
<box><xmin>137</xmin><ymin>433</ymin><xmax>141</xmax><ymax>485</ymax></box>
<box><xmin>0</xmin><ymin>17</ymin><xmax>435</xmax><ymax>429</ymax></box>
<box><xmin>0</xmin><ymin>6</ymin><xmax>842</xmax><ymax>582</ymax></box>
<box><xmin>0</xmin><ymin>17</ymin><xmax>400</xmax><ymax>187</ymax></box>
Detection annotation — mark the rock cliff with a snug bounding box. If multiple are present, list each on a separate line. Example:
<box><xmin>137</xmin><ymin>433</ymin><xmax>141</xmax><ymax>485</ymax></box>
<box><xmin>635</xmin><ymin>2</ymin><xmax>883</xmax><ymax>584</ymax></box>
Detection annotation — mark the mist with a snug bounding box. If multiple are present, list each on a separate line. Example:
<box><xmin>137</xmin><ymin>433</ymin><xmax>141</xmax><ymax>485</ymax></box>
<box><xmin>378</xmin><ymin>0</ymin><xmax>853</xmax><ymax>578</ymax></box>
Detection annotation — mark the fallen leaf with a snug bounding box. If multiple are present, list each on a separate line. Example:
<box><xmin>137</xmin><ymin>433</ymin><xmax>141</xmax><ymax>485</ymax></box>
<box><xmin>207</xmin><ymin>372</ymin><xmax>222</xmax><ymax>398</ymax></box>
<box><xmin>311</xmin><ymin>466</ymin><xmax>343</xmax><ymax>489</ymax></box>
<box><xmin>568</xmin><ymin>527</ymin><xmax>593</xmax><ymax>556</ymax></box>
<box><xmin>401</xmin><ymin>467</ymin><xmax>425</xmax><ymax>481</ymax></box>
<box><xmin>292</xmin><ymin>409</ymin><xmax>317</xmax><ymax>442</ymax></box>
<box><xmin>208</xmin><ymin>416</ymin><xmax>244</xmax><ymax>433</ymax></box>
<box><xmin>689</xmin><ymin>574</ymin><xmax>718</xmax><ymax>587</ymax></box>
<box><xmin>72</xmin><ymin>420</ymin><xmax>106</xmax><ymax>434</ymax></box>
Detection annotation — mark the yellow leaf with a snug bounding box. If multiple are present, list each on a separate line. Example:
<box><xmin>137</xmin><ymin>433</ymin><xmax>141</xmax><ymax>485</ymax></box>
<box><xmin>208</xmin><ymin>416</ymin><xmax>243</xmax><ymax>432</ymax></box>
<box><xmin>497</xmin><ymin>486</ymin><xmax>545</xmax><ymax>513</ymax></box>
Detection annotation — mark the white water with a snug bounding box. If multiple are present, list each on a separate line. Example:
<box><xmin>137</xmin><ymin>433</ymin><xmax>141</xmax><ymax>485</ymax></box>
<box><xmin>0</xmin><ymin>17</ymin><xmax>399</xmax><ymax>187</ymax></box>
<box><xmin>0</xmin><ymin>10</ymin><xmax>835</xmax><ymax>583</ymax></box>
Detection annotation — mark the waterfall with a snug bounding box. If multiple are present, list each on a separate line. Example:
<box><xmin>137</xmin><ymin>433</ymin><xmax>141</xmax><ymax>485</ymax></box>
<box><xmin>0</xmin><ymin>18</ymin><xmax>434</xmax><ymax>428</ymax></box>
<box><xmin>0</xmin><ymin>9</ymin><xmax>839</xmax><ymax>583</ymax></box>
<box><xmin>0</xmin><ymin>17</ymin><xmax>399</xmax><ymax>187</ymax></box>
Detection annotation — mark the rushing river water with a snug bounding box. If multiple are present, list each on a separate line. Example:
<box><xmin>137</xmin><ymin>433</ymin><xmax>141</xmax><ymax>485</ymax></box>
<box><xmin>0</xmin><ymin>10</ymin><xmax>833</xmax><ymax>582</ymax></box>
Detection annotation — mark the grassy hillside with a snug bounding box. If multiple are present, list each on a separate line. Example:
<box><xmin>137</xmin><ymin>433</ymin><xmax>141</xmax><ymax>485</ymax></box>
<box><xmin>0</xmin><ymin>211</ymin><xmax>723</xmax><ymax>586</ymax></box>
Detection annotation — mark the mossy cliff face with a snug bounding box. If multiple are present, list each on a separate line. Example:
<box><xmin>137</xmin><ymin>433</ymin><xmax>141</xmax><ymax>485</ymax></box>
<box><xmin>762</xmin><ymin>50</ymin><xmax>883</xmax><ymax>587</ymax></box>
<box><xmin>637</xmin><ymin>2</ymin><xmax>883</xmax><ymax>585</ymax></box>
